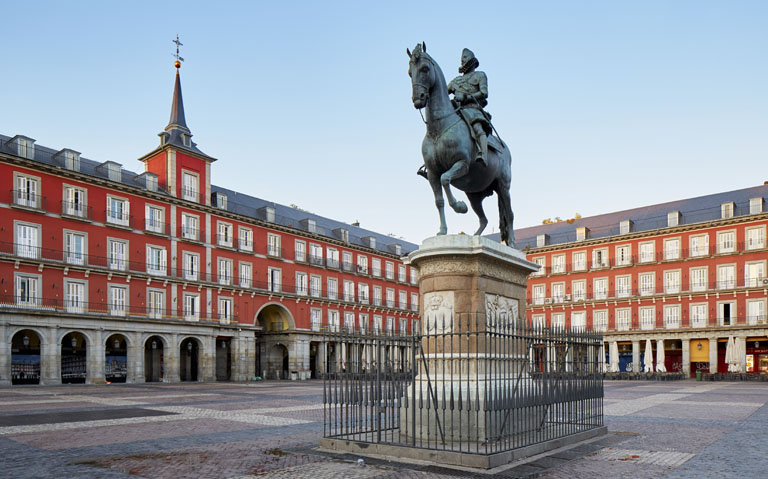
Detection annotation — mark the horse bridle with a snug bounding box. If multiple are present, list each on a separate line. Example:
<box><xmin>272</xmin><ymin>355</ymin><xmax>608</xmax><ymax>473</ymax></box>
<box><xmin>411</xmin><ymin>56</ymin><xmax>460</xmax><ymax>127</ymax></box>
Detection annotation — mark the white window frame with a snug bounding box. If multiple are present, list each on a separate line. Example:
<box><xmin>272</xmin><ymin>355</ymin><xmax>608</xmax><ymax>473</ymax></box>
<box><xmin>145</xmin><ymin>204</ymin><xmax>164</xmax><ymax>233</ymax></box>
<box><xmin>372</xmin><ymin>258</ymin><xmax>382</xmax><ymax>277</ymax></box>
<box><xmin>385</xmin><ymin>261</ymin><xmax>395</xmax><ymax>280</ymax></box>
<box><xmin>327</xmin><ymin>247</ymin><xmax>339</xmax><ymax>268</ymax></box>
<box><xmin>664</xmin><ymin>305</ymin><xmax>681</xmax><ymax>329</ymax></box>
<box><xmin>639</xmin><ymin>307</ymin><xmax>655</xmax><ymax>330</ymax></box>
<box><xmin>106</xmin><ymin>195</ymin><xmax>130</xmax><ymax>227</ymax></box>
<box><xmin>15</xmin><ymin>273</ymin><xmax>40</xmax><ymax>307</ymax></box>
<box><xmin>64</xmin><ymin>279</ymin><xmax>87</xmax><ymax>313</ymax></box>
<box><xmin>327</xmin><ymin>277</ymin><xmax>338</xmax><ymax>300</ymax></box>
<box><xmin>13</xmin><ymin>173</ymin><xmax>40</xmax><ymax>209</ymax></box>
<box><xmin>572</xmin><ymin>280</ymin><xmax>586</xmax><ymax>301</ymax></box>
<box><xmin>181</xmin><ymin>213</ymin><xmax>199</xmax><ymax>241</ymax></box>
<box><xmin>386</xmin><ymin>288</ymin><xmax>395</xmax><ymax>308</ymax></box>
<box><xmin>410</xmin><ymin>267</ymin><xmax>418</xmax><ymax>284</ymax></box>
<box><xmin>717</xmin><ymin>230</ymin><xmax>736</xmax><ymax>254</ymax></box>
<box><xmin>183</xmin><ymin>293</ymin><xmax>200</xmax><ymax>321</ymax></box>
<box><xmin>373</xmin><ymin>285</ymin><xmax>382</xmax><ymax>306</ymax></box>
<box><xmin>310</xmin><ymin>274</ymin><xmax>321</xmax><ymax>298</ymax></box>
<box><xmin>343</xmin><ymin>280</ymin><xmax>355</xmax><ymax>302</ymax></box>
<box><xmin>717</xmin><ymin>264</ymin><xmax>736</xmax><ymax>290</ymax></box>
<box><xmin>267</xmin><ymin>233</ymin><xmax>281</xmax><ymax>257</ymax></box>
<box><xmin>638</xmin><ymin>241</ymin><xmax>655</xmax><ymax>263</ymax></box>
<box><xmin>146</xmin><ymin>245</ymin><xmax>167</xmax><ymax>276</ymax></box>
<box><xmin>639</xmin><ymin>272</ymin><xmax>655</xmax><ymax>296</ymax></box>
<box><xmin>721</xmin><ymin>202</ymin><xmax>734</xmax><ymax>219</ymax></box>
<box><xmin>64</xmin><ymin>230</ymin><xmax>87</xmax><ymax>266</ymax></box>
<box><xmin>690</xmin><ymin>266</ymin><xmax>708</xmax><ymax>292</ymax></box>
<box><xmin>218</xmin><ymin>257</ymin><xmax>233</xmax><ymax>285</ymax></box>
<box><xmin>410</xmin><ymin>292</ymin><xmax>419</xmax><ymax>311</ymax></box>
<box><xmin>746</xmin><ymin>299</ymin><xmax>766</xmax><ymax>326</ymax></box>
<box><xmin>62</xmin><ymin>185</ymin><xmax>87</xmax><ymax>218</ymax></box>
<box><xmin>310</xmin><ymin>243</ymin><xmax>323</xmax><ymax>265</ymax></box>
<box><xmin>357</xmin><ymin>255</ymin><xmax>369</xmax><ymax>274</ymax></box>
<box><xmin>750</xmin><ymin>198</ymin><xmax>763</xmax><ymax>215</ymax></box>
<box><xmin>108</xmin><ymin>284</ymin><xmax>128</xmax><ymax>317</ymax></box>
<box><xmin>398</xmin><ymin>290</ymin><xmax>407</xmax><ymax>309</ymax></box>
<box><xmin>592</xmin><ymin>248</ymin><xmax>609</xmax><ymax>269</ymax></box>
<box><xmin>615</xmin><ymin>244</ymin><xmax>632</xmax><ymax>266</ymax></box>
<box><xmin>344</xmin><ymin>311</ymin><xmax>355</xmax><ymax>332</ymax></box>
<box><xmin>690</xmin><ymin>303</ymin><xmax>708</xmax><ymax>328</ymax></box>
<box><xmin>532</xmin><ymin>314</ymin><xmax>546</xmax><ymax>329</ymax></box>
<box><xmin>311</xmin><ymin>308</ymin><xmax>322</xmax><ymax>331</ymax></box>
<box><xmin>107</xmin><ymin>238</ymin><xmax>128</xmax><ymax>271</ymax></box>
<box><xmin>183</xmin><ymin>252</ymin><xmax>199</xmax><ymax>281</ymax></box>
<box><xmin>552</xmin><ymin>254</ymin><xmax>565</xmax><ymax>274</ymax></box>
<box><xmin>551</xmin><ymin>312</ymin><xmax>565</xmax><ymax>329</ymax></box>
<box><xmin>552</xmin><ymin>282</ymin><xmax>565</xmax><ymax>303</ymax></box>
<box><xmin>571</xmin><ymin>311</ymin><xmax>586</xmax><ymax>331</ymax></box>
<box><xmin>181</xmin><ymin>170</ymin><xmax>199</xmax><ymax>202</ymax></box>
<box><xmin>218</xmin><ymin>297</ymin><xmax>233</xmax><ymax>324</ymax></box>
<box><xmin>593</xmin><ymin>310</ymin><xmax>608</xmax><ymax>332</ymax></box>
<box><xmin>268</xmin><ymin>267</ymin><xmax>282</xmax><ymax>293</ymax></box>
<box><xmin>667</xmin><ymin>211</ymin><xmax>679</xmax><ymax>227</ymax></box>
<box><xmin>616</xmin><ymin>308</ymin><xmax>631</xmax><ymax>331</ymax></box>
<box><xmin>572</xmin><ymin>251</ymin><xmax>586</xmax><ymax>271</ymax></box>
<box><xmin>328</xmin><ymin>310</ymin><xmax>340</xmax><ymax>332</ymax></box>
<box><xmin>616</xmin><ymin>274</ymin><xmax>631</xmax><ymax>298</ymax></box>
<box><xmin>295</xmin><ymin>240</ymin><xmax>306</xmax><ymax>262</ymax></box>
<box><xmin>746</xmin><ymin>226</ymin><xmax>765</xmax><ymax>250</ymax></box>
<box><xmin>663</xmin><ymin>237</ymin><xmax>680</xmax><ymax>260</ymax></box>
<box><xmin>664</xmin><ymin>269</ymin><xmax>681</xmax><ymax>294</ymax></box>
<box><xmin>147</xmin><ymin>289</ymin><xmax>165</xmax><ymax>319</ymax></box>
<box><xmin>532</xmin><ymin>256</ymin><xmax>546</xmax><ymax>275</ymax></box>
<box><xmin>296</xmin><ymin>272</ymin><xmax>308</xmax><ymax>296</ymax></box>
<box><xmin>358</xmin><ymin>283</ymin><xmax>369</xmax><ymax>304</ymax></box>
<box><xmin>593</xmin><ymin>277</ymin><xmax>608</xmax><ymax>300</ymax></box>
<box><xmin>398</xmin><ymin>264</ymin><xmax>406</xmax><ymax>282</ymax></box>
<box><xmin>217</xmin><ymin>222</ymin><xmax>233</xmax><ymax>248</ymax></box>
<box><xmin>532</xmin><ymin>284</ymin><xmax>545</xmax><ymax>305</ymax></box>
<box><xmin>744</xmin><ymin>261</ymin><xmax>766</xmax><ymax>288</ymax></box>
<box><xmin>690</xmin><ymin>233</ymin><xmax>709</xmax><ymax>257</ymax></box>
<box><xmin>239</xmin><ymin>262</ymin><xmax>252</xmax><ymax>288</ymax></box>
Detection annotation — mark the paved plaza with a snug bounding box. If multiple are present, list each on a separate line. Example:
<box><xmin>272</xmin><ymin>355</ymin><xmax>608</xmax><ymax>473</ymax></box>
<box><xmin>0</xmin><ymin>380</ymin><xmax>767</xmax><ymax>478</ymax></box>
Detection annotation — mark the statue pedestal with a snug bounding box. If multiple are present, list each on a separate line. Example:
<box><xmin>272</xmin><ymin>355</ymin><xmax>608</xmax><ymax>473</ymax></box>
<box><xmin>401</xmin><ymin>235</ymin><xmax>540</xmax><ymax>443</ymax></box>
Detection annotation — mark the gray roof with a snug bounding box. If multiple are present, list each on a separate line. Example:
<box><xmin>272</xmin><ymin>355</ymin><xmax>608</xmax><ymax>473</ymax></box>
<box><xmin>0</xmin><ymin>132</ymin><xmax>416</xmax><ymax>256</ymax></box>
<box><xmin>487</xmin><ymin>184</ymin><xmax>768</xmax><ymax>249</ymax></box>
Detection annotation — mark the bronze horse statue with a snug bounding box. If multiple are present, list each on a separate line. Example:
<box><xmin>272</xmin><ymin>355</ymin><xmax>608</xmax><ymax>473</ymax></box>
<box><xmin>407</xmin><ymin>43</ymin><xmax>515</xmax><ymax>245</ymax></box>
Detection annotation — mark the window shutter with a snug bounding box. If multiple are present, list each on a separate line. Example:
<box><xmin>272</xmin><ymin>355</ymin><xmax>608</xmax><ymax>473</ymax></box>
<box><xmin>160</xmin><ymin>249</ymin><xmax>167</xmax><ymax>273</ymax></box>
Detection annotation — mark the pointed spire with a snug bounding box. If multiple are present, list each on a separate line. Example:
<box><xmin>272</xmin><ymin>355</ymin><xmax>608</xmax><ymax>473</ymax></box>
<box><xmin>166</xmin><ymin>68</ymin><xmax>189</xmax><ymax>133</ymax></box>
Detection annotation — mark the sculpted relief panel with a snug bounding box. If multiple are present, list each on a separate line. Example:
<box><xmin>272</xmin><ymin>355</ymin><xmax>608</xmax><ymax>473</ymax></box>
<box><xmin>423</xmin><ymin>291</ymin><xmax>454</xmax><ymax>334</ymax></box>
<box><xmin>485</xmin><ymin>293</ymin><xmax>519</xmax><ymax>332</ymax></box>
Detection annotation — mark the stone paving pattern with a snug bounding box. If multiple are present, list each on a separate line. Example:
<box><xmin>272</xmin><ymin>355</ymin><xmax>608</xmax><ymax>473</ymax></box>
<box><xmin>0</xmin><ymin>380</ymin><xmax>766</xmax><ymax>478</ymax></box>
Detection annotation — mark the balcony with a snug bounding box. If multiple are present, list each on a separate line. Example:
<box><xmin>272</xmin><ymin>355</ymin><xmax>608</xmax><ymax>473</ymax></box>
<box><xmin>309</xmin><ymin>255</ymin><xmax>324</xmax><ymax>267</ymax></box>
<box><xmin>216</xmin><ymin>234</ymin><xmax>234</xmax><ymax>248</ymax></box>
<box><xmin>180</xmin><ymin>225</ymin><xmax>201</xmax><ymax>242</ymax></box>
<box><xmin>326</xmin><ymin>258</ymin><xmax>340</xmax><ymax>269</ymax></box>
<box><xmin>342</xmin><ymin>261</ymin><xmax>355</xmax><ymax>272</ymax></box>
<box><xmin>105</xmin><ymin>209</ymin><xmax>133</xmax><ymax>228</ymax></box>
<box><xmin>11</xmin><ymin>190</ymin><xmax>46</xmax><ymax>212</ymax></box>
<box><xmin>61</xmin><ymin>201</ymin><xmax>93</xmax><ymax>221</ymax></box>
<box><xmin>144</xmin><ymin>219</ymin><xmax>169</xmax><ymax>236</ymax></box>
<box><xmin>181</xmin><ymin>187</ymin><xmax>206</xmax><ymax>204</ymax></box>
<box><xmin>357</xmin><ymin>265</ymin><xmax>369</xmax><ymax>275</ymax></box>
<box><xmin>266</xmin><ymin>246</ymin><xmax>283</xmax><ymax>258</ymax></box>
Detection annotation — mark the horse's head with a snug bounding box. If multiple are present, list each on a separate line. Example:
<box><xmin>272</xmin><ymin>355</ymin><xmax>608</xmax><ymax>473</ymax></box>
<box><xmin>407</xmin><ymin>42</ymin><xmax>434</xmax><ymax>109</ymax></box>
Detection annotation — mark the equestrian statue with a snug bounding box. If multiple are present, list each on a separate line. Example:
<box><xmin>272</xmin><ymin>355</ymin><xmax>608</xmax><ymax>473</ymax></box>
<box><xmin>408</xmin><ymin>42</ymin><xmax>514</xmax><ymax>245</ymax></box>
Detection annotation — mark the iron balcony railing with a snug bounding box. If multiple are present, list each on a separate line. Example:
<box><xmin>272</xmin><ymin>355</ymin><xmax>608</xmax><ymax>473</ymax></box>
<box><xmin>309</xmin><ymin>255</ymin><xmax>324</xmax><ymax>267</ymax></box>
<box><xmin>180</xmin><ymin>225</ymin><xmax>202</xmax><ymax>241</ymax></box>
<box><xmin>266</xmin><ymin>246</ymin><xmax>283</xmax><ymax>258</ymax></box>
<box><xmin>342</xmin><ymin>261</ymin><xmax>355</xmax><ymax>272</ymax></box>
<box><xmin>11</xmin><ymin>189</ymin><xmax>46</xmax><ymax>211</ymax></box>
<box><xmin>180</xmin><ymin>187</ymin><xmax>206</xmax><ymax>204</ymax></box>
<box><xmin>105</xmin><ymin>209</ymin><xmax>133</xmax><ymax>228</ymax></box>
<box><xmin>216</xmin><ymin>234</ymin><xmax>235</xmax><ymax>248</ymax></box>
<box><xmin>144</xmin><ymin>219</ymin><xmax>169</xmax><ymax>236</ymax></box>
<box><xmin>326</xmin><ymin>258</ymin><xmax>340</xmax><ymax>269</ymax></box>
<box><xmin>60</xmin><ymin>201</ymin><xmax>93</xmax><ymax>220</ymax></box>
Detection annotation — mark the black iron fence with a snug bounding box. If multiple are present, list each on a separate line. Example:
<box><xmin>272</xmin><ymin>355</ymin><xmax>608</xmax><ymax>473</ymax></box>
<box><xmin>323</xmin><ymin>314</ymin><xmax>603</xmax><ymax>456</ymax></box>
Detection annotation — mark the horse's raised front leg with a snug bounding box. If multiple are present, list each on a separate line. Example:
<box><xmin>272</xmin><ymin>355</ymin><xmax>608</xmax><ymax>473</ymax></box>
<box><xmin>428</xmin><ymin>170</ymin><xmax>448</xmax><ymax>235</ymax></box>
<box><xmin>440</xmin><ymin>160</ymin><xmax>469</xmax><ymax>214</ymax></box>
<box><xmin>466</xmin><ymin>192</ymin><xmax>488</xmax><ymax>236</ymax></box>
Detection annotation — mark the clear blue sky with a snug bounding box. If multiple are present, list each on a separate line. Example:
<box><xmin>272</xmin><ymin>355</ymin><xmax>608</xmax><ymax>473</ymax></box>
<box><xmin>1</xmin><ymin>1</ymin><xmax>766</xmax><ymax>245</ymax></box>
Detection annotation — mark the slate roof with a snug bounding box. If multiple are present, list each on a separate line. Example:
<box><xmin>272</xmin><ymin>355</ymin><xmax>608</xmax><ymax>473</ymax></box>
<box><xmin>487</xmin><ymin>184</ymin><xmax>768</xmax><ymax>249</ymax></box>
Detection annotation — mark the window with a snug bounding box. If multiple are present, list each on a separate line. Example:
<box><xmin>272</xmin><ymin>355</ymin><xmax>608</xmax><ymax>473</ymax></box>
<box><xmin>63</xmin><ymin>150</ymin><xmax>80</xmax><ymax>171</ymax></box>
<box><xmin>667</xmin><ymin>211</ymin><xmax>679</xmax><ymax>227</ymax></box>
<box><xmin>15</xmin><ymin>274</ymin><xmax>40</xmax><ymax>306</ymax></box>
<box><xmin>372</xmin><ymin>258</ymin><xmax>382</xmax><ymax>277</ymax></box>
<box><xmin>593</xmin><ymin>310</ymin><xmax>607</xmax><ymax>332</ymax></box>
<box><xmin>532</xmin><ymin>314</ymin><xmax>546</xmax><ymax>329</ymax></box>
<box><xmin>398</xmin><ymin>265</ymin><xmax>406</xmax><ymax>282</ymax></box>
<box><xmin>218</xmin><ymin>222</ymin><xmax>233</xmax><ymax>247</ymax></box>
<box><xmin>218</xmin><ymin>258</ymin><xmax>232</xmax><ymax>285</ymax></box>
<box><xmin>219</xmin><ymin>297</ymin><xmax>233</xmax><ymax>324</ymax></box>
<box><xmin>181</xmin><ymin>213</ymin><xmax>199</xmax><ymax>240</ymax></box>
<box><xmin>640</xmin><ymin>307</ymin><xmax>655</xmax><ymax>330</ymax></box>
<box><xmin>552</xmin><ymin>254</ymin><xmax>565</xmax><ymax>274</ymax></box>
<box><xmin>63</xmin><ymin>186</ymin><xmax>87</xmax><ymax>218</ymax></box>
<box><xmin>717</xmin><ymin>264</ymin><xmax>736</xmax><ymax>289</ymax></box>
<box><xmin>310</xmin><ymin>275</ymin><xmax>321</xmax><ymax>297</ymax></box>
<box><xmin>356</xmin><ymin>255</ymin><xmax>368</xmax><ymax>274</ymax></box>
<box><xmin>294</xmin><ymin>240</ymin><xmax>306</xmax><ymax>262</ymax></box>
<box><xmin>616</xmin><ymin>308</ymin><xmax>631</xmax><ymax>331</ymax></box>
<box><xmin>664</xmin><ymin>305</ymin><xmax>681</xmax><ymax>329</ymax></box>
<box><xmin>690</xmin><ymin>304</ymin><xmax>707</xmax><ymax>328</ymax></box>
<box><xmin>145</xmin><ymin>205</ymin><xmax>164</xmax><ymax>233</ymax></box>
<box><xmin>663</xmin><ymin>238</ymin><xmax>680</xmax><ymax>260</ymax></box>
<box><xmin>537</xmin><ymin>234</ymin><xmax>547</xmax><ymax>247</ymax></box>
<box><xmin>359</xmin><ymin>313</ymin><xmax>369</xmax><ymax>333</ymax></box>
<box><xmin>639</xmin><ymin>242</ymin><xmax>655</xmax><ymax>263</ymax></box>
<box><xmin>664</xmin><ymin>270</ymin><xmax>681</xmax><ymax>294</ymax></box>
<box><xmin>551</xmin><ymin>313</ymin><xmax>565</xmax><ymax>329</ymax></box>
<box><xmin>718</xmin><ymin>301</ymin><xmax>735</xmax><ymax>326</ymax></box>
<box><xmin>750</xmin><ymin>198</ymin><xmax>763</xmax><ymax>214</ymax></box>
<box><xmin>721</xmin><ymin>202</ymin><xmax>734</xmax><ymax>219</ymax></box>
<box><xmin>373</xmin><ymin>315</ymin><xmax>383</xmax><ymax>333</ymax></box>
<box><xmin>690</xmin><ymin>267</ymin><xmax>707</xmax><ymax>292</ymax></box>
<box><xmin>238</xmin><ymin>228</ymin><xmax>253</xmax><ymax>251</ymax></box>
<box><xmin>532</xmin><ymin>284</ymin><xmax>545</xmax><ymax>305</ymax></box>
<box><xmin>386</xmin><ymin>316</ymin><xmax>395</xmax><ymax>333</ymax></box>
<box><xmin>328</xmin><ymin>310</ymin><xmax>340</xmax><ymax>332</ymax></box>
<box><xmin>399</xmin><ymin>318</ymin><xmax>407</xmax><ymax>335</ymax></box>
<box><xmin>592</xmin><ymin>248</ymin><xmax>608</xmax><ymax>269</ymax></box>
<box><xmin>593</xmin><ymin>277</ymin><xmax>608</xmax><ymax>300</ymax></box>
<box><xmin>571</xmin><ymin>311</ymin><xmax>586</xmax><ymax>331</ymax></box>
<box><xmin>385</xmin><ymin>261</ymin><xmax>394</xmax><ymax>280</ymax></box>
<box><xmin>747</xmin><ymin>300</ymin><xmax>766</xmax><ymax>326</ymax></box>
<box><xmin>619</xmin><ymin>220</ymin><xmax>631</xmax><ymax>235</ymax></box>
<box><xmin>616</xmin><ymin>275</ymin><xmax>631</xmax><ymax>298</ymax></box>
<box><xmin>65</xmin><ymin>280</ymin><xmax>86</xmax><ymax>313</ymax></box>
<box><xmin>183</xmin><ymin>252</ymin><xmax>199</xmax><ymax>280</ymax></box>
<box><xmin>744</xmin><ymin>261</ymin><xmax>765</xmax><ymax>288</ymax></box>
<box><xmin>717</xmin><ymin>230</ymin><xmax>736</xmax><ymax>254</ymax></box>
<box><xmin>572</xmin><ymin>280</ymin><xmax>586</xmax><ymax>301</ymax></box>
<box><xmin>146</xmin><ymin>245</ymin><xmax>167</xmax><ymax>276</ymax></box>
<box><xmin>410</xmin><ymin>292</ymin><xmax>419</xmax><ymax>311</ymax></box>
<box><xmin>65</xmin><ymin>231</ymin><xmax>86</xmax><ymax>265</ymax></box>
<box><xmin>343</xmin><ymin>280</ymin><xmax>355</xmax><ymax>302</ymax></box>
<box><xmin>690</xmin><ymin>234</ymin><xmax>709</xmax><ymax>257</ymax></box>
<box><xmin>183</xmin><ymin>293</ymin><xmax>200</xmax><ymax>320</ymax></box>
<box><xmin>14</xmin><ymin>174</ymin><xmax>40</xmax><ymax>208</ymax></box>
<box><xmin>311</xmin><ymin>308</ymin><xmax>322</xmax><ymax>331</ymax></box>
<box><xmin>108</xmin><ymin>285</ymin><xmax>127</xmax><ymax>317</ymax></box>
<box><xmin>240</xmin><ymin>262</ymin><xmax>252</xmax><ymax>288</ymax></box>
<box><xmin>373</xmin><ymin>285</ymin><xmax>382</xmax><ymax>306</ymax></box>
<box><xmin>326</xmin><ymin>248</ymin><xmax>339</xmax><ymax>268</ymax></box>
<box><xmin>399</xmin><ymin>290</ymin><xmax>407</xmax><ymax>309</ymax></box>
<box><xmin>615</xmin><ymin>244</ymin><xmax>631</xmax><ymax>266</ymax></box>
<box><xmin>552</xmin><ymin>282</ymin><xmax>565</xmax><ymax>303</ymax></box>
<box><xmin>572</xmin><ymin>252</ymin><xmax>586</xmax><ymax>271</ymax></box>
<box><xmin>386</xmin><ymin>288</ymin><xmax>395</xmax><ymax>308</ymax></box>
<box><xmin>410</xmin><ymin>267</ymin><xmax>418</xmax><ymax>284</ymax></box>
<box><xmin>746</xmin><ymin>226</ymin><xmax>765</xmax><ymax>250</ymax></box>
<box><xmin>576</xmin><ymin>227</ymin><xmax>587</xmax><ymax>241</ymax></box>
<box><xmin>268</xmin><ymin>267</ymin><xmax>281</xmax><ymax>293</ymax></box>
<box><xmin>532</xmin><ymin>257</ymin><xmax>545</xmax><ymax>275</ymax></box>
<box><xmin>267</xmin><ymin>233</ymin><xmax>281</xmax><ymax>257</ymax></box>
<box><xmin>108</xmin><ymin>238</ymin><xmax>127</xmax><ymax>271</ymax></box>
<box><xmin>639</xmin><ymin>272</ymin><xmax>655</xmax><ymax>296</ymax></box>
<box><xmin>358</xmin><ymin>283</ymin><xmax>369</xmax><ymax>304</ymax></box>
<box><xmin>310</xmin><ymin>243</ymin><xmax>323</xmax><ymax>265</ymax></box>
<box><xmin>147</xmin><ymin>289</ymin><xmax>165</xmax><ymax>319</ymax></box>
<box><xmin>181</xmin><ymin>171</ymin><xmax>199</xmax><ymax>201</ymax></box>
<box><xmin>344</xmin><ymin>312</ymin><xmax>355</xmax><ymax>332</ymax></box>
<box><xmin>106</xmin><ymin>196</ymin><xmax>129</xmax><ymax>226</ymax></box>
<box><xmin>342</xmin><ymin>251</ymin><xmax>353</xmax><ymax>271</ymax></box>
<box><xmin>296</xmin><ymin>272</ymin><xmax>308</xmax><ymax>295</ymax></box>
<box><xmin>327</xmin><ymin>277</ymin><xmax>338</xmax><ymax>300</ymax></box>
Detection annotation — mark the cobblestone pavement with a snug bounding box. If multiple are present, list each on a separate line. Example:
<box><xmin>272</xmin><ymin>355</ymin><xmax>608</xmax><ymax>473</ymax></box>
<box><xmin>0</xmin><ymin>380</ymin><xmax>766</xmax><ymax>478</ymax></box>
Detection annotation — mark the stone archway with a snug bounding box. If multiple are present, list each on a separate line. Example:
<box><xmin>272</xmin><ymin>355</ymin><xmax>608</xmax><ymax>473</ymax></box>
<box><xmin>144</xmin><ymin>335</ymin><xmax>166</xmax><ymax>382</ymax></box>
<box><xmin>255</xmin><ymin>303</ymin><xmax>296</xmax><ymax>332</ymax></box>
<box><xmin>105</xmin><ymin>334</ymin><xmax>129</xmax><ymax>383</ymax></box>
<box><xmin>11</xmin><ymin>329</ymin><xmax>42</xmax><ymax>385</ymax></box>
<box><xmin>180</xmin><ymin>337</ymin><xmax>200</xmax><ymax>382</ymax></box>
<box><xmin>268</xmin><ymin>343</ymin><xmax>289</xmax><ymax>380</ymax></box>
<box><xmin>61</xmin><ymin>332</ymin><xmax>87</xmax><ymax>384</ymax></box>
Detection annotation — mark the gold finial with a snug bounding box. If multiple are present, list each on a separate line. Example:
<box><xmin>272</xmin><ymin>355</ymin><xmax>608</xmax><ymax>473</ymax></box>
<box><xmin>172</xmin><ymin>34</ymin><xmax>184</xmax><ymax>69</ymax></box>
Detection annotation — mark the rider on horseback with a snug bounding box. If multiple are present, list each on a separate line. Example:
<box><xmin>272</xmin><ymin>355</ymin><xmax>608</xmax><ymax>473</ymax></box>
<box><xmin>418</xmin><ymin>48</ymin><xmax>492</xmax><ymax>179</ymax></box>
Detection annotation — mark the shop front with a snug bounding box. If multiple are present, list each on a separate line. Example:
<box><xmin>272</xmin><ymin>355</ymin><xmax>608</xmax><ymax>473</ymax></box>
<box><xmin>745</xmin><ymin>337</ymin><xmax>768</xmax><ymax>373</ymax></box>
<box><xmin>690</xmin><ymin>339</ymin><xmax>710</xmax><ymax>378</ymax></box>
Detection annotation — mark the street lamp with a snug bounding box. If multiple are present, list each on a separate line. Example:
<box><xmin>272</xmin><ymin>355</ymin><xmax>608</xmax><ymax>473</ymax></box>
<box><xmin>151</xmin><ymin>340</ymin><xmax>157</xmax><ymax>350</ymax></box>
<box><xmin>187</xmin><ymin>342</ymin><xmax>193</xmax><ymax>351</ymax></box>
<box><xmin>71</xmin><ymin>337</ymin><xmax>77</xmax><ymax>349</ymax></box>
<box><xmin>22</xmin><ymin>335</ymin><xmax>30</xmax><ymax>348</ymax></box>
<box><xmin>114</xmin><ymin>339</ymin><xmax>120</xmax><ymax>349</ymax></box>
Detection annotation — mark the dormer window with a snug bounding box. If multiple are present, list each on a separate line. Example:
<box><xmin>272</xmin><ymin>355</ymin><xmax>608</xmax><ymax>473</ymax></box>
<box><xmin>619</xmin><ymin>220</ymin><xmax>631</xmax><ymax>235</ymax></box>
<box><xmin>363</xmin><ymin>236</ymin><xmax>377</xmax><ymax>249</ymax></box>
<box><xmin>536</xmin><ymin>234</ymin><xmax>547</xmax><ymax>247</ymax></box>
<box><xmin>181</xmin><ymin>133</ymin><xmax>191</xmax><ymax>147</ymax></box>
<box><xmin>576</xmin><ymin>227</ymin><xmax>588</xmax><ymax>241</ymax></box>
<box><xmin>213</xmin><ymin>192</ymin><xmax>227</xmax><ymax>210</ymax></box>
<box><xmin>389</xmin><ymin>244</ymin><xmax>402</xmax><ymax>255</ymax></box>
<box><xmin>334</xmin><ymin>228</ymin><xmax>349</xmax><ymax>242</ymax></box>
<box><xmin>265</xmin><ymin>206</ymin><xmax>275</xmax><ymax>223</ymax></box>
<box><xmin>721</xmin><ymin>202</ymin><xmax>734</xmax><ymax>219</ymax></box>
<box><xmin>7</xmin><ymin>136</ymin><xmax>35</xmax><ymax>159</ymax></box>
<box><xmin>306</xmin><ymin>219</ymin><xmax>316</xmax><ymax>233</ymax></box>
<box><xmin>750</xmin><ymin>198</ymin><xmax>763</xmax><ymax>214</ymax></box>
<box><xmin>146</xmin><ymin>175</ymin><xmax>157</xmax><ymax>192</ymax></box>
<box><xmin>97</xmin><ymin>161</ymin><xmax>122</xmax><ymax>182</ymax></box>
<box><xmin>667</xmin><ymin>211</ymin><xmax>679</xmax><ymax>227</ymax></box>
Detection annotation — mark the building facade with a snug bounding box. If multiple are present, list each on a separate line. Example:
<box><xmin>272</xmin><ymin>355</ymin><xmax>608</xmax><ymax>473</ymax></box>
<box><xmin>0</xmin><ymin>65</ymin><xmax>419</xmax><ymax>385</ymax></box>
<box><xmin>511</xmin><ymin>186</ymin><xmax>768</xmax><ymax>377</ymax></box>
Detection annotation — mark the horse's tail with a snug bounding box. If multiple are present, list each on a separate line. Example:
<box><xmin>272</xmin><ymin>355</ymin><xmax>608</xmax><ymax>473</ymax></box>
<box><xmin>497</xmin><ymin>184</ymin><xmax>515</xmax><ymax>246</ymax></box>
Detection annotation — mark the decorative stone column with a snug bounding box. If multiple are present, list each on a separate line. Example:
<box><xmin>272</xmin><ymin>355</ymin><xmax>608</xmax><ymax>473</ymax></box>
<box><xmin>200</xmin><ymin>335</ymin><xmax>216</xmax><ymax>382</ymax></box>
<box><xmin>0</xmin><ymin>322</ymin><xmax>9</xmax><ymax>385</ymax></box>
<box><xmin>709</xmin><ymin>338</ymin><xmax>719</xmax><ymax>374</ymax></box>
<box><xmin>41</xmin><ymin>327</ymin><xmax>61</xmax><ymax>385</ymax></box>
<box><xmin>402</xmin><ymin>235</ymin><xmax>538</xmax><ymax>441</ymax></box>
<box><xmin>129</xmin><ymin>332</ymin><xmax>145</xmax><ymax>383</ymax></box>
<box><xmin>631</xmin><ymin>340</ymin><xmax>640</xmax><ymax>373</ymax></box>
<box><xmin>165</xmin><ymin>333</ymin><xmax>180</xmax><ymax>382</ymax></box>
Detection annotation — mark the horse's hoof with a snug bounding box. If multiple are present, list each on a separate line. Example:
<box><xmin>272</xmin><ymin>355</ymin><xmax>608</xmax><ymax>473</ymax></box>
<box><xmin>453</xmin><ymin>201</ymin><xmax>468</xmax><ymax>214</ymax></box>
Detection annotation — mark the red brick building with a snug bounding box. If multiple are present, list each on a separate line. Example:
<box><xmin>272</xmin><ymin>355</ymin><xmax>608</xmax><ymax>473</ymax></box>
<box><xmin>0</xmin><ymin>64</ymin><xmax>419</xmax><ymax>385</ymax></box>
<box><xmin>508</xmin><ymin>187</ymin><xmax>768</xmax><ymax>377</ymax></box>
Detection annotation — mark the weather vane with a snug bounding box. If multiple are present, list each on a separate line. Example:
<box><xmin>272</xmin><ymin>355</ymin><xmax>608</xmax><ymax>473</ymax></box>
<box><xmin>172</xmin><ymin>34</ymin><xmax>184</xmax><ymax>69</ymax></box>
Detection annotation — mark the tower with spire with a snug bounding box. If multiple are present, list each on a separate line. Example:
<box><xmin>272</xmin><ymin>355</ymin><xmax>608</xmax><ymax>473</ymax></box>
<box><xmin>138</xmin><ymin>35</ymin><xmax>216</xmax><ymax>205</ymax></box>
